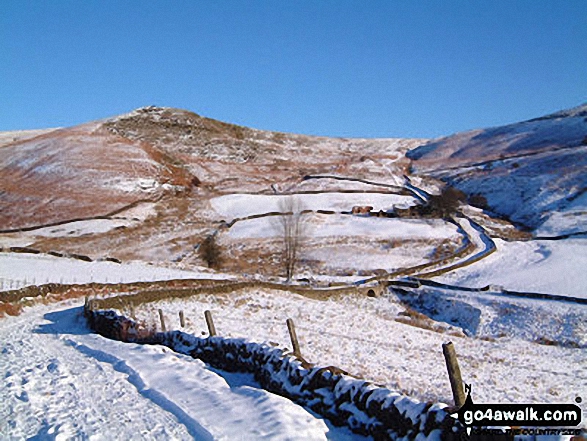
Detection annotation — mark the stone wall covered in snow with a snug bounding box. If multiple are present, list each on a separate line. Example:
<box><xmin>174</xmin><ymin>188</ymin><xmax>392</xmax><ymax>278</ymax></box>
<box><xmin>84</xmin><ymin>306</ymin><xmax>465</xmax><ymax>440</ymax></box>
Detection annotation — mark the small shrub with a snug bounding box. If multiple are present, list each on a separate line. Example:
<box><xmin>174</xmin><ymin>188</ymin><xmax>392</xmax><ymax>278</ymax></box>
<box><xmin>199</xmin><ymin>235</ymin><xmax>223</xmax><ymax>269</ymax></box>
<box><xmin>0</xmin><ymin>302</ymin><xmax>22</xmax><ymax>317</ymax></box>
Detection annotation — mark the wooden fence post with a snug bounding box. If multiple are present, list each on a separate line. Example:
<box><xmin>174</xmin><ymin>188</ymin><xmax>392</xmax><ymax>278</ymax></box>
<box><xmin>158</xmin><ymin>309</ymin><xmax>166</xmax><ymax>332</ymax></box>
<box><xmin>286</xmin><ymin>318</ymin><xmax>301</xmax><ymax>357</ymax></box>
<box><xmin>179</xmin><ymin>310</ymin><xmax>185</xmax><ymax>328</ymax></box>
<box><xmin>442</xmin><ymin>342</ymin><xmax>465</xmax><ymax>408</ymax></box>
<box><xmin>204</xmin><ymin>310</ymin><xmax>216</xmax><ymax>336</ymax></box>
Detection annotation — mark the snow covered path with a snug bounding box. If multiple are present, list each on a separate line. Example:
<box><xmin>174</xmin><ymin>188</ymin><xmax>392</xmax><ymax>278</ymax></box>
<box><xmin>0</xmin><ymin>303</ymin><xmax>363</xmax><ymax>440</ymax></box>
<box><xmin>399</xmin><ymin>216</ymin><xmax>495</xmax><ymax>280</ymax></box>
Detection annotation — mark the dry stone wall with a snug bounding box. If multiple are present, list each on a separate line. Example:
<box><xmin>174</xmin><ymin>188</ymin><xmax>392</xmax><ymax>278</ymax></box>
<box><xmin>84</xmin><ymin>306</ymin><xmax>465</xmax><ymax>440</ymax></box>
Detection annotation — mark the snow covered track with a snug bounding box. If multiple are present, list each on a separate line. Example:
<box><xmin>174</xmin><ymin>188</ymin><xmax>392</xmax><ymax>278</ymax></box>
<box><xmin>0</xmin><ymin>305</ymin><xmax>195</xmax><ymax>439</ymax></box>
<box><xmin>1</xmin><ymin>304</ymin><xmax>364</xmax><ymax>440</ymax></box>
<box><xmin>413</xmin><ymin>216</ymin><xmax>496</xmax><ymax>279</ymax></box>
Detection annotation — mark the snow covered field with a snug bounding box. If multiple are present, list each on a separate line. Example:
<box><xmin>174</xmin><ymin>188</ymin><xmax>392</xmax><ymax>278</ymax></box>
<box><xmin>0</xmin><ymin>219</ymin><xmax>138</xmax><ymax>249</ymax></box>
<box><xmin>0</xmin><ymin>252</ymin><xmax>226</xmax><ymax>291</ymax></box>
<box><xmin>215</xmin><ymin>212</ymin><xmax>464</xmax><ymax>278</ymax></box>
<box><xmin>435</xmin><ymin>237</ymin><xmax>587</xmax><ymax>298</ymax></box>
<box><xmin>210</xmin><ymin>193</ymin><xmax>417</xmax><ymax>221</ymax></box>
<box><xmin>131</xmin><ymin>288</ymin><xmax>587</xmax><ymax>418</ymax></box>
<box><xmin>225</xmin><ymin>213</ymin><xmax>459</xmax><ymax>240</ymax></box>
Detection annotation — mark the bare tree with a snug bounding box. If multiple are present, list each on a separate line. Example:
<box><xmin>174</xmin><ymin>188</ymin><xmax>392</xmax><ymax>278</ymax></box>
<box><xmin>275</xmin><ymin>196</ymin><xmax>308</xmax><ymax>282</ymax></box>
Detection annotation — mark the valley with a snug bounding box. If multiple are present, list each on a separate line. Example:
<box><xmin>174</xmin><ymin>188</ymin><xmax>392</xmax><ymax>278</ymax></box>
<box><xmin>1</xmin><ymin>104</ymin><xmax>586</xmax><ymax>439</ymax></box>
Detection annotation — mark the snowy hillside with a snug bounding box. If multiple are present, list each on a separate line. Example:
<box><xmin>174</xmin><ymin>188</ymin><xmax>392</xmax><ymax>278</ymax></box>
<box><xmin>0</xmin><ymin>122</ymin><xmax>193</xmax><ymax>230</ymax></box>
<box><xmin>408</xmin><ymin>103</ymin><xmax>587</xmax><ymax>235</ymax></box>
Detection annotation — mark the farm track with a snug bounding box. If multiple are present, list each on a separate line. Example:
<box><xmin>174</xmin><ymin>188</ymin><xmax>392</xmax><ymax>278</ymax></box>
<box><xmin>409</xmin><ymin>215</ymin><xmax>496</xmax><ymax>279</ymax></box>
<box><xmin>0</xmin><ymin>305</ymin><xmax>196</xmax><ymax>439</ymax></box>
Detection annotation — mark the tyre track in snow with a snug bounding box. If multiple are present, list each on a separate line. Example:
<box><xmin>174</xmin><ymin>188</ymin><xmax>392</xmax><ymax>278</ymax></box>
<box><xmin>62</xmin><ymin>340</ymin><xmax>215</xmax><ymax>441</ymax></box>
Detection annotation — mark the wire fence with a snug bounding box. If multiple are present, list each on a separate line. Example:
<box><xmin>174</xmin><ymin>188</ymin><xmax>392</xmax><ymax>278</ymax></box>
<box><xmin>0</xmin><ymin>276</ymin><xmax>95</xmax><ymax>292</ymax></box>
<box><xmin>0</xmin><ymin>275</ymin><xmax>167</xmax><ymax>292</ymax></box>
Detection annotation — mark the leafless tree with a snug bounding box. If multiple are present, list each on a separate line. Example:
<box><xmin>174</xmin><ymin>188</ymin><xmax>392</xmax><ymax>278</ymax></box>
<box><xmin>275</xmin><ymin>196</ymin><xmax>308</xmax><ymax>282</ymax></box>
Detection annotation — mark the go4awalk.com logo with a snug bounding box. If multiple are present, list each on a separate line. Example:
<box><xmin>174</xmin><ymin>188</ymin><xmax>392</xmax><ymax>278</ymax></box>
<box><xmin>452</xmin><ymin>385</ymin><xmax>583</xmax><ymax>438</ymax></box>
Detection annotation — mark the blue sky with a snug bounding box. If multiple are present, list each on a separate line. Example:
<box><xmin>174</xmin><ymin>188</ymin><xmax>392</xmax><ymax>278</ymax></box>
<box><xmin>1</xmin><ymin>1</ymin><xmax>586</xmax><ymax>138</ymax></box>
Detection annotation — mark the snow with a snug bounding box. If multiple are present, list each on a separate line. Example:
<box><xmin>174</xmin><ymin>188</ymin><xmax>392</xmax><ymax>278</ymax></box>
<box><xmin>116</xmin><ymin>201</ymin><xmax>158</xmax><ymax>221</ymax></box>
<box><xmin>35</xmin><ymin>219</ymin><xmax>137</xmax><ymax>237</ymax></box>
<box><xmin>0</xmin><ymin>129</ymin><xmax>57</xmax><ymax>148</ymax></box>
<box><xmin>0</xmin><ymin>203</ymin><xmax>158</xmax><ymax>249</ymax></box>
<box><xmin>434</xmin><ymin>237</ymin><xmax>587</xmax><ymax>298</ymax></box>
<box><xmin>0</xmin><ymin>252</ymin><xmax>227</xmax><ymax>291</ymax></box>
<box><xmin>226</xmin><ymin>213</ymin><xmax>459</xmax><ymax>240</ymax></box>
<box><xmin>220</xmin><ymin>213</ymin><xmax>462</xmax><ymax>274</ymax></box>
<box><xmin>105</xmin><ymin>177</ymin><xmax>161</xmax><ymax>193</ymax></box>
<box><xmin>408</xmin><ymin>107</ymin><xmax>587</xmax><ymax>234</ymax></box>
<box><xmin>305</xmin><ymin>244</ymin><xmax>427</xmax><ymax>273</ymax></box>
<box><xmin>210</xmin><ymin>193</ymin><xmax>417</xmax><ymax>220</ymax></box>
<box><xmin>536</xmin><ymin>191</ymin><xmax>587</xmax><ymax>237</ymax></box>
<box><xmin>2</xmin><ymin>292</ymin><xmax>583</xmax><ymax>439</ymax></box>
<box><xmin>436</xmin><ymin>145</ymin><xmax>587</xmax><ymax>233</ymax></box>
<box><xmin>131</xmin><ymin>287</ymin><xmax>587</xmax><ymax>423</ymax></box>
<box><xmin>392</xmin><ymin>283</ymin><xmax>587</xmax><ymax>346</ymax></box>
<box><xmin>1</xmin><ymin>303</ymin><xmax>364</xmax><ymax>440</ymax></box>
<box><xmin>310</xmin><ymin>216</ymin><xmax>458</xmax><ymax>239</ymax></box>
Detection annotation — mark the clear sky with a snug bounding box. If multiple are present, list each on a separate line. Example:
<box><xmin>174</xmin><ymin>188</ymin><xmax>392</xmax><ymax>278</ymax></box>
<box><xmin>1</xmin><ymin>1</ymin><xmax>586</xmax><ymax>138</ymax></box>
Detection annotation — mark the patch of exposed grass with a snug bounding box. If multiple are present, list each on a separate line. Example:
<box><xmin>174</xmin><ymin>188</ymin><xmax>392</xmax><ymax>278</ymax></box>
<box><xmin>395</xmin><ymin>306</ymin><xmax>465</xmax><ymax>337</ymax></box>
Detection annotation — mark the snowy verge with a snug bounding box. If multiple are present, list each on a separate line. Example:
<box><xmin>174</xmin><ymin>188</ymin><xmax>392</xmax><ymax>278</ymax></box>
<box><xmin>1</xmin><ymin>303</ymin><xmax>364</xmax><ymax>440</ymax></box>
<box><xmin>391</xmin><ymin>282</ymin><xmax>587</xmax><ymax>348</ymax></box>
